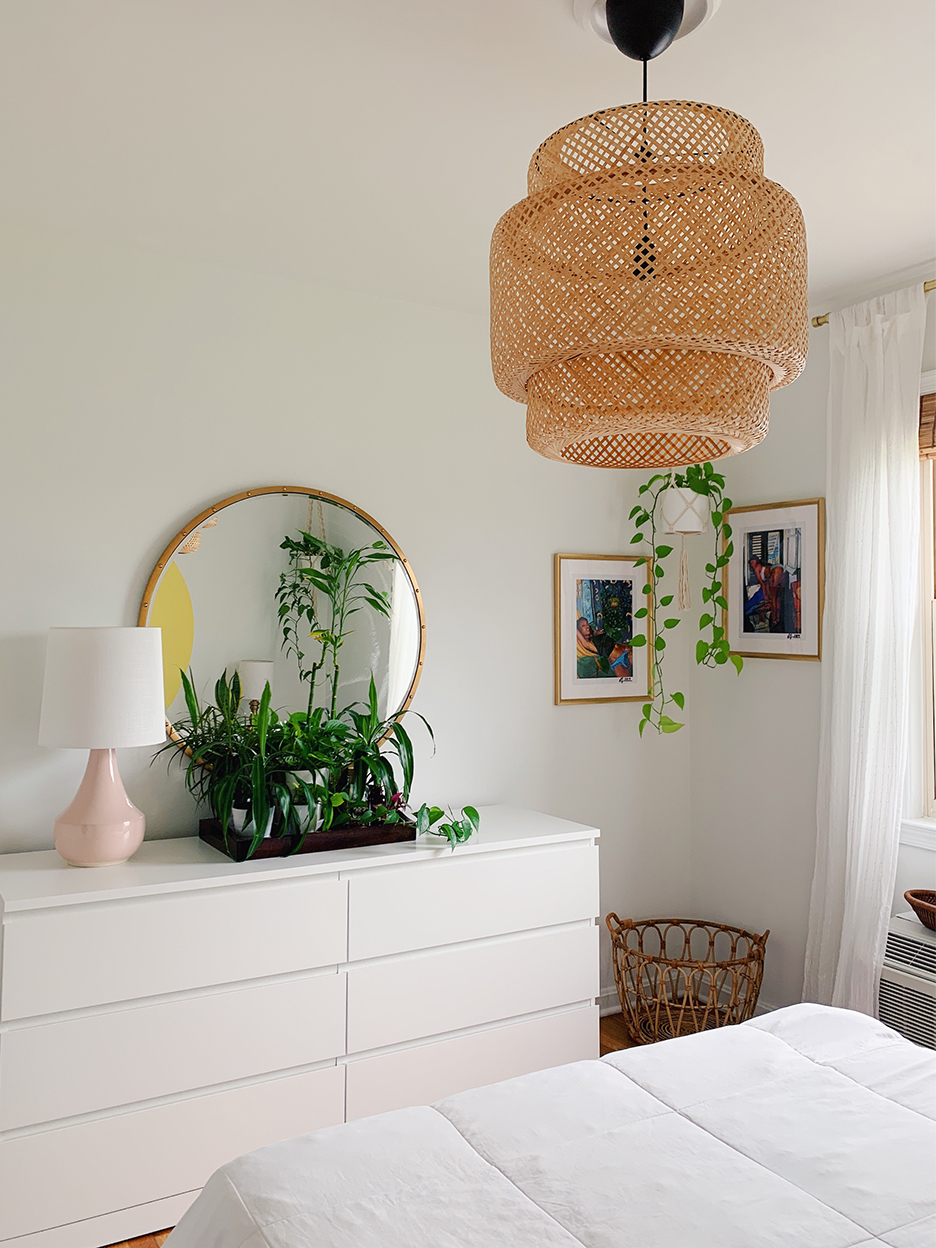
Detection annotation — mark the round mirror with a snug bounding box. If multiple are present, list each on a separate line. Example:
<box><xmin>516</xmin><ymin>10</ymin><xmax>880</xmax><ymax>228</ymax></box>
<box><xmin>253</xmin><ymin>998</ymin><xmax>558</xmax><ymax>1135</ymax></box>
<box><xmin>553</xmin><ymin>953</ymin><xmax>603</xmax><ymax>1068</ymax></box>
<box><xmin>139</xmin><ymin>487</ymin><xmax>425</xmax><ymax>731</ymax></box>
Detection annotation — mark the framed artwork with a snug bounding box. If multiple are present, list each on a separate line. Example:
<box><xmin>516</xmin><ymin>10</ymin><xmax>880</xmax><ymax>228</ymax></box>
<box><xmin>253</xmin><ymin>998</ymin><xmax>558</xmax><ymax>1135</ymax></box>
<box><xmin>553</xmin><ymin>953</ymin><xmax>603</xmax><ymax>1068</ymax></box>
<box><xmin>723</xmin><ymin>498</ymin><xmax>825</xmax><ymax>661</ymax></box>
<box><xmin>554</xmin><ymin>553</ymin><xmax>652</xmax><ymax>704</ymax></box>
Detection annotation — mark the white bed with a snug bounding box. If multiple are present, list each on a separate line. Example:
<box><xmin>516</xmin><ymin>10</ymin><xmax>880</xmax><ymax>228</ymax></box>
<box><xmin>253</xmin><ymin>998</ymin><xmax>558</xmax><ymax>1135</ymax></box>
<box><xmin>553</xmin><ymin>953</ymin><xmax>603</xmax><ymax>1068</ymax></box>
<box><xmin>166</xmin><ymin>1004</ymin><xmax>935</xmax><ymax>1247</ymax></box>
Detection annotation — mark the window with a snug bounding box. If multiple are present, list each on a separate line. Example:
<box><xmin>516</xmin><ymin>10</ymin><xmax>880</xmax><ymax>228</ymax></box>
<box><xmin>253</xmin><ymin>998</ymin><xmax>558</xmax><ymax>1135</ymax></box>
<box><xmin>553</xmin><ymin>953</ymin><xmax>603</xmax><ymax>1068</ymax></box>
<box><xmin>920</xmin><ymin>390</ymin><xmax>936</xmax><ymax>817</ymax></box>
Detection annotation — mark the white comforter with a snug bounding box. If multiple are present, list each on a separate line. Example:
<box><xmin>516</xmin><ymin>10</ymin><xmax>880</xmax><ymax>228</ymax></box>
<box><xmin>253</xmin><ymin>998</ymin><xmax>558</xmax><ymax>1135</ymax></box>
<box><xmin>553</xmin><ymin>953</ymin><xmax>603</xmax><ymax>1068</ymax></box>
<box><xmin>166</xmin><ymin>1004</ymin><xmax>936</xmax><ymax>1247</ymax></box>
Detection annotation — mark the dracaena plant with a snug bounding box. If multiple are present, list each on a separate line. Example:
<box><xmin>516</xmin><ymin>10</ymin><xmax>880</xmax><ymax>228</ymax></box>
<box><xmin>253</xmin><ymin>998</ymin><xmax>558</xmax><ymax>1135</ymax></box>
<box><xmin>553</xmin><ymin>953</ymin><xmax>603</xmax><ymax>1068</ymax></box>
<box><xmin>276</xmin><ymin>531</ymin><xmax>399</xmax><ymax>718</ymax></box>
<box><xmin>629</xmin><ymin>461</ymin><xmax>743</xmax><ymax>737</ymax></box>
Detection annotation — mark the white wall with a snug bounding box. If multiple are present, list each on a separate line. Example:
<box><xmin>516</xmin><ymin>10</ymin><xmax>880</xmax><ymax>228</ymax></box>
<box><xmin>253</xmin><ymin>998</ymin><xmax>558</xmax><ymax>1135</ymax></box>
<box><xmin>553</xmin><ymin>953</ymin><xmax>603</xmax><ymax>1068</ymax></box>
<box><xmin>0</xmin><ymin>221</ymin><xmax>692</xmax><ymax>994</ymax></box>
<box><xmin>686</xmin><ymin>335</ymin><xmax>829</xmax><ymax>1009</ymax></box>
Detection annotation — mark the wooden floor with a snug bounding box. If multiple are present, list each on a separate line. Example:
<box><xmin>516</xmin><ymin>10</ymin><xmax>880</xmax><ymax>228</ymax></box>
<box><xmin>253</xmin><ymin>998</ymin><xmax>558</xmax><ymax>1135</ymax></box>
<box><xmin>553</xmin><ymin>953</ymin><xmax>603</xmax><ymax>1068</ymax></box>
<box><xmin>110</xmin><ymin>1015</ymin><xmax>632</xmax><ymax>1248</ymax></box>
<box><xmin>107</xmin><ymin>1233</ymin><xmax>171</xmax><ymax>1248</ymax></box>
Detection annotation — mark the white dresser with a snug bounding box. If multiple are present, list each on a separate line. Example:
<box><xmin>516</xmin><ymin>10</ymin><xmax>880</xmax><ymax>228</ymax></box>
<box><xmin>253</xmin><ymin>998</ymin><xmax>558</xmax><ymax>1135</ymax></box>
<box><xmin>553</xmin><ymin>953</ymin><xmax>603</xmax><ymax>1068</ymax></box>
<box><xmin>0</xmin><ymin>805</ymin><xmax>599</xmax><ymax>1247</ymax></box>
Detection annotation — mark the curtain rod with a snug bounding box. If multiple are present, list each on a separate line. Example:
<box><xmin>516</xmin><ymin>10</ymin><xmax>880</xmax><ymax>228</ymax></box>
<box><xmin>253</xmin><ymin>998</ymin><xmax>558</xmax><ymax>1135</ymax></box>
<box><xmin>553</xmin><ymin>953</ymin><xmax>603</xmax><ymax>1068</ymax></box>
<box><xmin>811</xmin><ymin>279</ymin><xmax>936</xmax><ymax>328</ymax></box>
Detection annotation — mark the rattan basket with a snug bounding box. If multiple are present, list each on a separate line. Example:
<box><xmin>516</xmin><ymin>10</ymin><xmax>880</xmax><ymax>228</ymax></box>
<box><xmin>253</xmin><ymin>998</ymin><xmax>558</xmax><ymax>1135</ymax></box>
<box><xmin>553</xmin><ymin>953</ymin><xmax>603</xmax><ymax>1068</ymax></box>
<box><xmin>607</xmin><ymin>915</ymin><xmax>768</xmax><ymax>1045</ymax></box>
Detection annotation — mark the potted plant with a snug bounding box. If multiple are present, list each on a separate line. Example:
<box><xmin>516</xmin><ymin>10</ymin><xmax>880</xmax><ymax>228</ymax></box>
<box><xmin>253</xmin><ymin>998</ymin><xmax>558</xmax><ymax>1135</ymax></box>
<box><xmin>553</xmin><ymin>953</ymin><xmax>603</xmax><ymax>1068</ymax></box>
<box><xmin>157</xmin><ymin>522</ymin><xmax>480</xmax><ymax>859</ymax></box>
<box><xmin>628</xmin><ymin>461</ymin><xmax>743</xmax><ymax>736</ymax></box>
<box><xmin>156</xmin><ymin>670</ymin><xmax>329</xmax><ymax>860</ymax></box>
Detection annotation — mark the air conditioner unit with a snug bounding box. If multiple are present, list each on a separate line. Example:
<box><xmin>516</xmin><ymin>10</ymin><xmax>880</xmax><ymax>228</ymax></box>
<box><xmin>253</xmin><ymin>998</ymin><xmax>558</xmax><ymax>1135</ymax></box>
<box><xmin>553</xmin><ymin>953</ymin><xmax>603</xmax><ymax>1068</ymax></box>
<box><xmin>879</xmin><ymin>912</ymin><xmax>936</xmax><ymax>1048</ymax></box>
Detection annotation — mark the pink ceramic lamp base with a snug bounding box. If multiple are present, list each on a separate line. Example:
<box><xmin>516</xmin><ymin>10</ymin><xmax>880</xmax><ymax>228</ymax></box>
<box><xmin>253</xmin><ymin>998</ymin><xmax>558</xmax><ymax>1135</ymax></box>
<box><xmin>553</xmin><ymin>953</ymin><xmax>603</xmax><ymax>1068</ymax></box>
<box><xmin>54</xmin><ymin>748</ymin><xmax>145</xmax><ymax>867</ymax></box>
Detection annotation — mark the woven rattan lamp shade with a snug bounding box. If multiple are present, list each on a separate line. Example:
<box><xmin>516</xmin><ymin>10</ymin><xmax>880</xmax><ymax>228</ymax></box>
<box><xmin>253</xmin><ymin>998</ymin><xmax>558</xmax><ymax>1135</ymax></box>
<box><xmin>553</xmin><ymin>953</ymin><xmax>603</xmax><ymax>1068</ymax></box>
<box><xmin>491</xmin><ymin>101</ymin><xmax>808</xmax><ymax>469</ymax></box>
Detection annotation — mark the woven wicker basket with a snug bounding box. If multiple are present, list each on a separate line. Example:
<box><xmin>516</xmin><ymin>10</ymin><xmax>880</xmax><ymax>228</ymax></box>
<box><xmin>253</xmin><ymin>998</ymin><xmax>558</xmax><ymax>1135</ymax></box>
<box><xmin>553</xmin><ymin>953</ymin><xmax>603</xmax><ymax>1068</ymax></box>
<box><xmin>607</xmin><ymin>914</ymin><xmax>768</xmax><ymax>1045</ymax></box>
<box><xmin>905</xmin><ymin>890</ymin><xmax>936</xmax><ymax>932</ymax></box>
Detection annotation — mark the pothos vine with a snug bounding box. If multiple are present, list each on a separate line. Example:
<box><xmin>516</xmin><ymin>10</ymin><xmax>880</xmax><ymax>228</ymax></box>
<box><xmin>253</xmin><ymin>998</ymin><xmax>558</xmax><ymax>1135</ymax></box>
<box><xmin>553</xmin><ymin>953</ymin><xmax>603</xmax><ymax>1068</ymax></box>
<box><xmin>628</xmin><ymin>462</ymin><xmax>743</xmax><ymax>736</ymax></box>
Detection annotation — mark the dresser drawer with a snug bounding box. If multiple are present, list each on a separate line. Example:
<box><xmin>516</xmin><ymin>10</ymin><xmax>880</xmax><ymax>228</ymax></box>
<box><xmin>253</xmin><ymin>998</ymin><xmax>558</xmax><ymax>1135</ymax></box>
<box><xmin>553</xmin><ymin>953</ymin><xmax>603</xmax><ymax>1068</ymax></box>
<box><xmin>346</xmin><ymin>1004</ymin><xmax>598</xmax><ymax>1120</ymax></box>
<box><xmin>348</xmin><ymin>842</ymin><xmax>599</xmax><ymax>961</ymax></box>
<box><xmin>0</xmin><ymin>1064</ymin><xmax>345</xmax><ymax>1242</ymax></box>
<box><xmin>0</xmin><ymin>875</ymin><xmax>348</xmax><ymax>1020</ymax></box>
<box><xmin>0</xmin><ymin>969</ymin><xmax>346</xmax><ymax>1131</ymax></box>
<box><xmin>347</xmin><ymin>923</ymin><xmax>599</xmax><ymax>1054</ymax></box>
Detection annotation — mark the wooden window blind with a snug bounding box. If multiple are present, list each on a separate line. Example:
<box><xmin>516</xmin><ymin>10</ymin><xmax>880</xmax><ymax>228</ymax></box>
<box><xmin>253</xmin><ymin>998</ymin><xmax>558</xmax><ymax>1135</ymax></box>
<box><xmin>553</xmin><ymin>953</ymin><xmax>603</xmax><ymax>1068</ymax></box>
<box><xmin>920</xmin><ymin>392</ymin><xmax>936</xmax><ymax>459</ymax></box>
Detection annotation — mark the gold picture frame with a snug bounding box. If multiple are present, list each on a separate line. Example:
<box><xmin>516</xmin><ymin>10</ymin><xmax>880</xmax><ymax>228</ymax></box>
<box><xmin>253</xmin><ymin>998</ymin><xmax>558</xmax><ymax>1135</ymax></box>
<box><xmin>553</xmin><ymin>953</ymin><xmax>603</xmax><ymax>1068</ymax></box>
<box><xmin>554</xmin><ymin>553</ymin><xmax>653</xmax><ymax>704</ymax></box>
<box><xmin>723</xmin><ymin>498</ymin><xmax>825</xmax><ymax>661</ymax></box>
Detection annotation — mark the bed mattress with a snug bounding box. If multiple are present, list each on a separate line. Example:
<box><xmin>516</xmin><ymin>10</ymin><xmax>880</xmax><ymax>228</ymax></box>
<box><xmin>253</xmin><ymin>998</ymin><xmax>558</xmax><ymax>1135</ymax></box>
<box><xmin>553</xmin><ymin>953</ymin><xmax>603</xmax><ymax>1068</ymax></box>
<box><xmin>166</xmin><ymin>1003</ymin><xmax>936</xmax><ymax>1247</ymax></box>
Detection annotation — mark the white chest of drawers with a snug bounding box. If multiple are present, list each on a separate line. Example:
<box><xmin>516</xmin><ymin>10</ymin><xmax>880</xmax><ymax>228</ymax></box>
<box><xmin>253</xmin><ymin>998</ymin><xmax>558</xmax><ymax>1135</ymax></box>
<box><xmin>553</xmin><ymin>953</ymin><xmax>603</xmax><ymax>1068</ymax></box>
<box><xmin>0</xmin><ymin>805</ymin><xmax>599</xmax><ymax>1247</ymax></box>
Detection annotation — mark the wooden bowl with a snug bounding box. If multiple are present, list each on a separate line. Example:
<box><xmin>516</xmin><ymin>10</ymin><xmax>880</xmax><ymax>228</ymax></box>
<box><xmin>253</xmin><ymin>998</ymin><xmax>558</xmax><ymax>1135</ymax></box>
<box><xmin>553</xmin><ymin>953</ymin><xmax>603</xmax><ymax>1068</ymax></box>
<box><xmin>904</xmin><ymin>890</ymin><xmax>936</xmax><ymax>931</ymax></box>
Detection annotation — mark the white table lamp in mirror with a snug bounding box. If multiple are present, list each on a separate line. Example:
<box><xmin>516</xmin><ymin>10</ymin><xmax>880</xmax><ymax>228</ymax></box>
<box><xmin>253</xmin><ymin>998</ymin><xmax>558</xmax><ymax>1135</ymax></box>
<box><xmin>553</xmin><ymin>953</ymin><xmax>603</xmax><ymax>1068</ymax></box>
<box><xmin>39</xmin><ymin>627</ymin><xmax>167</xmax><ymax>867</ymax></box>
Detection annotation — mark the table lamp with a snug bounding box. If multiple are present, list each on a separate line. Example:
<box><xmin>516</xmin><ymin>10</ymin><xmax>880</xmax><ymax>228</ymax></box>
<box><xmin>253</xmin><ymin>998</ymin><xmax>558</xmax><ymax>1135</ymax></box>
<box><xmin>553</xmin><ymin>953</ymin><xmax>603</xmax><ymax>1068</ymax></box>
<box><xmin>236</xmin><ymin>659</ymin><xmax>274</xmax><ymax>712</ymax></box>
<box><xmin>38</xmin><ymin>627</ymin><xmax>167</xmax><ymax>867</ymax></box>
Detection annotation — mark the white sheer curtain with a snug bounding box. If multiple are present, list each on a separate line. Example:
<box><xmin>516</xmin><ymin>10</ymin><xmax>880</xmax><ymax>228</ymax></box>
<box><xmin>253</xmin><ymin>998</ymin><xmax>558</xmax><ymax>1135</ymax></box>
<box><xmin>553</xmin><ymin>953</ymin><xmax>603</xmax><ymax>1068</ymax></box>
<box><xmin>804</xmin><ymin>285</ymin><xmax>927</xmax><ymax>1014</ymax></box>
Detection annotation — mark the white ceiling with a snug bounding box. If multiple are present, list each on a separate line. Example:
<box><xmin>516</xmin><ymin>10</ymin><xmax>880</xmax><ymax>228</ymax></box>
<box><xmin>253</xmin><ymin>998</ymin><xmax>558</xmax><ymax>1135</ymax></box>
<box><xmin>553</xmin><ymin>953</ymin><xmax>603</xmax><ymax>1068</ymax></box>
<box><xmin>0</xmin><ymin>0</ymin><xmax>932</xmax><ymax>315</ymax></box>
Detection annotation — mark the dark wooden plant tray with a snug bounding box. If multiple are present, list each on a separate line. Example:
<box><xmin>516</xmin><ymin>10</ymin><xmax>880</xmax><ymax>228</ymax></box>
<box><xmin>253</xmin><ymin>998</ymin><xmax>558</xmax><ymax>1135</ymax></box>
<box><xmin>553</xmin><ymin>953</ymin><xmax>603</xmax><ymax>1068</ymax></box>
<box><xmin>199</xmin><ymin>818</ymin><xmax>417</xmax><ymax>862</ymax></box>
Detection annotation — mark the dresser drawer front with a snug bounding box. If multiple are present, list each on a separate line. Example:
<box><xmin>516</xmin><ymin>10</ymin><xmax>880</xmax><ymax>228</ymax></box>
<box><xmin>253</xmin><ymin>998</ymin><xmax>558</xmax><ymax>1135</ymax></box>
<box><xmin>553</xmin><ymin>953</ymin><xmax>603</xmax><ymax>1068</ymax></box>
<box><xmin>346</xmin><ymin>1005</ymin><xmax>598</xmax><ymax>1120</ymax></box>
<box><xmin>0</xmin><ymin>970</ymin><xmax>346</xmax><ymax>1131</ymax></box>
<box><xmin>348</xmin><ymin>843</ymin><xmax>599</xmax><ymax>961</ymax></box>
<box><xmin>0</xmin><ymin>1064</ymin><xmax>345</xmax><ymax>1241</ymax></box>
<box><xmin>347</xmin><ymin>924</ymin><xmax>599</xmax><ymax>1054</ymax></box>
<box><xmin>0</xmin><ymin>876</ymin><xmax>348</xmax><ymax>1020</ymax></box>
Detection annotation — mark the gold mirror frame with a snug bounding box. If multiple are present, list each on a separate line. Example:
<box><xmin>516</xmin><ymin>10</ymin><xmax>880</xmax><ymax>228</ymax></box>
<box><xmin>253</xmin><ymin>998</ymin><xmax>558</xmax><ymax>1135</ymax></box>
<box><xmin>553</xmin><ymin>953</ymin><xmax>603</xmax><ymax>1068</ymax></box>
<box><xmin>138</xmin><ymin>486</ymin><xmax>427</xmax><ymax>734</ymax></box>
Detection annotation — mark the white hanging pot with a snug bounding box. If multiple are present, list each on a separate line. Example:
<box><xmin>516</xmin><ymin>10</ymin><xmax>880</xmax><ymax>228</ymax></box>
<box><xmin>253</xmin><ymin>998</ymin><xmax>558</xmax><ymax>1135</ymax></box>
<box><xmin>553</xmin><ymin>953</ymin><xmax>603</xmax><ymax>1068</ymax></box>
<box><xmin>661</xmin><ymin>487</ymin><xmax>709</xmax><ymax>535</ymax></box>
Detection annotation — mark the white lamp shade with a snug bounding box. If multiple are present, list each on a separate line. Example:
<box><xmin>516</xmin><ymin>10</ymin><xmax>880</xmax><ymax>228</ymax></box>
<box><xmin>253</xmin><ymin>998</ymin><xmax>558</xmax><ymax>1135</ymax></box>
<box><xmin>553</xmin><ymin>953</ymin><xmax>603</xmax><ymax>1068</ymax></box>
<box><xmin>236</xmin><ymin>660</ymin><xmax>274</xmax><ymax>706</ymax></box>
<box><xmin>39</xmin><ymin>627</ymin><xmax>167</xmax><ymax>749</ymax></box>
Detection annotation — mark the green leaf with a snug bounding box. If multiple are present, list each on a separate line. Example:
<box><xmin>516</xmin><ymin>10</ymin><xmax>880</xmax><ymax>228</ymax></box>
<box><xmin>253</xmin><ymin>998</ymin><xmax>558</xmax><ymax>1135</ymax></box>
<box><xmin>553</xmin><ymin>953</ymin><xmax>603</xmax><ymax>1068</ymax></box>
<box><xmin>715</xmin><ymin>651</ymin><xmax>728</xmax><ymax>664</ymax></box>
<box><xmin>654</xmin><ymin>636</ymin><xmax>666</xmax><ymax>651</ymax></box>
<box><xmin>638</xmin><ymin>717</ymin><xmax>648</xmax><ymax>737</ymax></box>
<box><xmin>642</xmin><ymin>584</ymin><xmax>653</xmax><ymax>595</ymax></box>
<box><xmin>660</xmin><ymin>594</ymin><xmax>674</xmax><ymax>607</ymax></box>
<box><xmin>730</xmin><ymin>652</ymin><xmax>744</xmax><ymax>674</ymax></box>
<box><xmin>632</xmin><ymin>634</ymin><xmax>647</xmax><ymax>647</ymax></box>
<box><xmin>696</xmin><ymin>639</ymin><xmax>708</xmax><ymax>664</ymax></box>
<box><xmin>711</xmin><ymin>511</ymin><xmax>723</xmax><ymax>526</ymax></box>
<box><xmin>705</xmin><ymin>563</ymin><xmax>716</xmax><ymax>575</ymax></box>
<box><xmin>655</xmin><ymin>545</ymin><xmax>673</xmax><ymax>558</ymax></box>
<box><xmin>722</xmin><ymin>523</ymin><xmax>732</xmax><ymax>539</ymax></box>
<box><xmin>725</xmin><ymin>542</ymin><xmax>734</xmax><ymax>558</ymax></box>
<box><xmin>628</xmin><ymin>504</ymin><xmax>642</xmax><ymax>520</ymax></box>
<box><xmin>722</xmin><ymin>497</ymin><xmax>733</xmax><ymax>511</ymax></box>
<box><xmin>641</xmin><ymin>703</ymin><xmax>652</xmax><ymax>720</ymax></box>
<box><xmin>699</xmin><ymin>613</ymin><xmax>714</xmax><ymax>628</ymax></box>
<box><xmin>715</xmin><ymin>596</ymin><xmax>728</xmax><ymax>610</ymax></box>
<box><xmin>672</xmin><ymin>691</ymin><xmax>685</xmax><ymax>709</ymax></box>
<box><xmin>633</xmin><ymin>606</ymin><xmax>649</xmax><ymax>619</ymax></box>
<box><xmin>663</xmin><ymin>618</ymin><xmax>679</xmax><ymax>629</ymax></box>
<box><xmin>256</xmin><ymin>681</ymin><xmax>272</xmax><ymax>759</ymax></box>
<box><xmin>713</xmin><ymin>625</ymin><xmax>724</xmax><ymax>641</ymax></box>
<box><xmin>659</xmin><ymin>716</ymin><xmax>683</xmax><ymax>733</ymax></box>
<box><xmin>630</xmin><ymin>534</ymin><xmax>643</xmax><ymax>544</ymax></box>
<box><xmin>654</xmin><ymin>565</ymin><xmax>664</xmax><ymax>578</ymax></box>
<box><xmin>701</xmin><ymin>587</ymin><xmax>712</xmax><ymax>603</ymax></box>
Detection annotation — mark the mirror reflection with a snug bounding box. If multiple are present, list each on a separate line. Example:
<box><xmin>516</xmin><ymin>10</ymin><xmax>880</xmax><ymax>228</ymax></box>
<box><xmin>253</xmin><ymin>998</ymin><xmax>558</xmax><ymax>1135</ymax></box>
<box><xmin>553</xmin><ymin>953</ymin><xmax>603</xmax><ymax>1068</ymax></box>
<box><xmin>140</xmin><ymin>488</ymin><xmax>424</xmax><ymax>729</ymax></box>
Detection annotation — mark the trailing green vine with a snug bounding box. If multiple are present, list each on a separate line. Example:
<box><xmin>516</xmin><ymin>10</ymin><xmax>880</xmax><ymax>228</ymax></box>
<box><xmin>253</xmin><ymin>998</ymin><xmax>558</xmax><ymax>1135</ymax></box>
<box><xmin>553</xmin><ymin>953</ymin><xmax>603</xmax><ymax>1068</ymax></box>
<box><xmin>629</xmin><ymin>461</ymin><xmax>743</xmax><ymax>737</ymax></box>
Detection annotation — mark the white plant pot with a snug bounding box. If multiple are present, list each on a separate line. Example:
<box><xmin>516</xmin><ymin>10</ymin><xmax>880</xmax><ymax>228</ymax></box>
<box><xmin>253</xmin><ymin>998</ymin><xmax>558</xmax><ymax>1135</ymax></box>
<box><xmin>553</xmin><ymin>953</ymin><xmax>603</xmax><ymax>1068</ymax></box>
<box><xmin>661</xmin><ymin>487</ymin><xmax>709</xmax><ymax>535</ymax></box>
<box><xmin>230</xmin><ymin>807</ymin><xmax>276</xmax><ymax>838</ymax></box>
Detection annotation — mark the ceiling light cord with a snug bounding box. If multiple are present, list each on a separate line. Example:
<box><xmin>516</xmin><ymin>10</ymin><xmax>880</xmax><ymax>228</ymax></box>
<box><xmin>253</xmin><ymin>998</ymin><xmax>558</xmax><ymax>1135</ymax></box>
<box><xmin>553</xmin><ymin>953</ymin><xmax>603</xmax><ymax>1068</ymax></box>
<box><xmin>643</xmin><ymin>57</ymin><xmax>648</xmax><ymax>102</ymax></box>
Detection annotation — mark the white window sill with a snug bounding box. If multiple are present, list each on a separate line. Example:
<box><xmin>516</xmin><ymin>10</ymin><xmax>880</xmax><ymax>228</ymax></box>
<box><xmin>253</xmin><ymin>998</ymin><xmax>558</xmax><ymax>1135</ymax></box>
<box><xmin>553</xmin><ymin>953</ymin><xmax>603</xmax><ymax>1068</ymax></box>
<box><xmin>900</xmin><ymin>818</ymin><xmax>936</xmax><ymax>851</ymax></box>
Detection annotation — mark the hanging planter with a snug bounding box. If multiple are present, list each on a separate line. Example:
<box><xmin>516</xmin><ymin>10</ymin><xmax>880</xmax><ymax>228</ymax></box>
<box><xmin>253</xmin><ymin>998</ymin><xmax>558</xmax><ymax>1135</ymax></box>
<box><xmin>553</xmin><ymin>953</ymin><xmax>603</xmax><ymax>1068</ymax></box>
<box><xmin>630</xmin><ymin>462</ymin><xmax>742</xmax><ymax>736</ymax></box>
<box><xmin>661</xmin><ymin>485</ymin><xmax>709</xmax><ymax>610</ymax></box>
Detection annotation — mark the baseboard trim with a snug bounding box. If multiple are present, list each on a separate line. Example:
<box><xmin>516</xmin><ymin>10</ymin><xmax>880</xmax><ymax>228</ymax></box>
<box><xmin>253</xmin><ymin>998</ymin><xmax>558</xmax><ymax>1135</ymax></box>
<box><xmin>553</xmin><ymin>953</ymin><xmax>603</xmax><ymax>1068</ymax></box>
<box><xmin>600</xmin><ymin>985</ymin><xmax>778</xmax><ymax>1021</ymax></box>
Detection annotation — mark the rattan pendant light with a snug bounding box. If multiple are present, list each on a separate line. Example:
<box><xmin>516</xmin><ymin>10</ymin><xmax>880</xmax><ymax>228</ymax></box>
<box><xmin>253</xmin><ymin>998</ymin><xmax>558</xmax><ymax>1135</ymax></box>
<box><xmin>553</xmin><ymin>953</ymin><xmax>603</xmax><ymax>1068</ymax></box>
<box><xmin>490</xmin><ymin>0</ymin><xmax>808</xmax><ymax>470</ymax></box>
